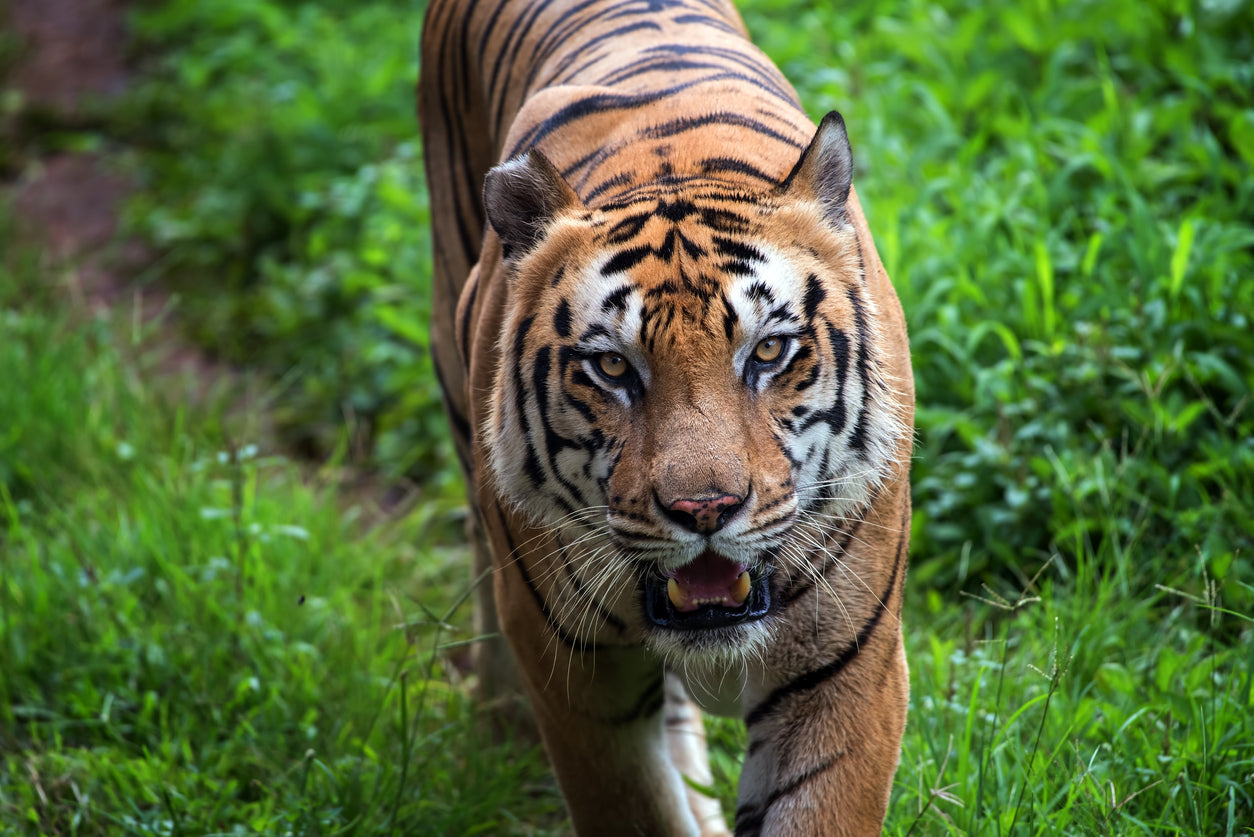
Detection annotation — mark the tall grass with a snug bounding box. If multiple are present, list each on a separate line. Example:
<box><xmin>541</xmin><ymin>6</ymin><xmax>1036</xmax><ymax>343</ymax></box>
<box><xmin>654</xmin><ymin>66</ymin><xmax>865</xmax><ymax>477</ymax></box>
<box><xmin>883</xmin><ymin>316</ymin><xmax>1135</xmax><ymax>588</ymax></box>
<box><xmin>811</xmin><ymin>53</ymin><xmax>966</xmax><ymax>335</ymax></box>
<box><xmin>0</xmin><ymin>223</ymin><xmax>560</xmax><ymax>834</ymax></box>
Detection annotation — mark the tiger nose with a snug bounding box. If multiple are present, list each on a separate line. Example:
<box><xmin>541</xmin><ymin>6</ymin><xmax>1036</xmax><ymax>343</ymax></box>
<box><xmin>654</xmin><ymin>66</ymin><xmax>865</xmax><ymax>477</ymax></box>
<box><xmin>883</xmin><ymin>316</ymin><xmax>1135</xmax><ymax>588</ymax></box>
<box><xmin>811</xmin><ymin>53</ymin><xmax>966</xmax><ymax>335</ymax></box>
<box><xmin>664</xmin><ymin>494</ymin><xmax>745</xmax><ymax>535</ymax></box>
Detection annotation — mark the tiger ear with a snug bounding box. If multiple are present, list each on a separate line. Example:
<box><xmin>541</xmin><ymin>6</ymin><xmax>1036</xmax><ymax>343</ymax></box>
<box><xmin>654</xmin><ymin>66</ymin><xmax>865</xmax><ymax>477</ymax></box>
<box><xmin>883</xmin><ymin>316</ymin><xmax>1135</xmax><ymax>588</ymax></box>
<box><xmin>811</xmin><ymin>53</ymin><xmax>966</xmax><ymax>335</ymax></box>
<box><xmin>484</xmin><ymin>150</ymin><xmax>582</xmax><ymax>259</ymax></box>
<box><xmin>780</xmin><ymin>111</ymin><xmax>854</xmax><ymax>227</ymax></box>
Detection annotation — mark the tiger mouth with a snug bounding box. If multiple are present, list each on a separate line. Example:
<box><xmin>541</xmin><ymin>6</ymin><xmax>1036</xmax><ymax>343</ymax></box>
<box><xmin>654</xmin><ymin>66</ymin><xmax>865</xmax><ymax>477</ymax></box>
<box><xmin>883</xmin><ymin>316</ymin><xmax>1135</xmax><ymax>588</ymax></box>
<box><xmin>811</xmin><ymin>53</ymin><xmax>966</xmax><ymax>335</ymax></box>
<box><xmin>643</xmin><ymin>550</ymin><xmax>771</xmax><ymax>631</ymax></box>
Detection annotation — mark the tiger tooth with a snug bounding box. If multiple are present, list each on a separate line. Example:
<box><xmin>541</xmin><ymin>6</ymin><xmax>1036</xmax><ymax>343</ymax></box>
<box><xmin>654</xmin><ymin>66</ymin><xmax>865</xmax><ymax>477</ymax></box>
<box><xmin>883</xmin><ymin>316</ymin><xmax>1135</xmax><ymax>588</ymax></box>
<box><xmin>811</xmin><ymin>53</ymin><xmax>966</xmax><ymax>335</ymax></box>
<box><xmin>730</xmin><ymin>570</ymin><xmax>751</xmax><ymax>606</ymax></box>
<box><xmin>667</xmin><ymin>577</ymin><xmax>689</xmax><ymax>610</ymax></box>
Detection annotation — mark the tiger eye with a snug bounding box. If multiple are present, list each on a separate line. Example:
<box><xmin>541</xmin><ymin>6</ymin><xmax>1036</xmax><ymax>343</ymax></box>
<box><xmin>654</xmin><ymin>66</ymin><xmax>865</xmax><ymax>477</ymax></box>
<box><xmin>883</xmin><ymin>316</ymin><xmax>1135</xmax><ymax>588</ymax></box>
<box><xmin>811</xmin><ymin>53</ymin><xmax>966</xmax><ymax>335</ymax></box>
<box><xmin>754</xmin><ymin>337</ymin><xmax>784</xmax><ymax>363</ymax></box>
<box><xmin>598</xmin><ymin>352</ymin><xmax>628</xmax><ymax>378</ymax></box>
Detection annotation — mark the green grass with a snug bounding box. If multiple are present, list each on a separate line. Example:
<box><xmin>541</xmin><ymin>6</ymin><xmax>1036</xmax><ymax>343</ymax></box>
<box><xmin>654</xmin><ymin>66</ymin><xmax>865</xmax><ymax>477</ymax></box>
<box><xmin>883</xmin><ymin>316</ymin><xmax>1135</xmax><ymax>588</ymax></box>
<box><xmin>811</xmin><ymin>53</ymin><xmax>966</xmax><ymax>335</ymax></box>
<box><xmin>0</xmin><ymin>224</ymin><xmax>560</xmax><ymax>834</ymax></box>
<box><xmin>3</xmin><ymin>0</ymin><xmax>1253</xmax><ymax>833</ymax></box>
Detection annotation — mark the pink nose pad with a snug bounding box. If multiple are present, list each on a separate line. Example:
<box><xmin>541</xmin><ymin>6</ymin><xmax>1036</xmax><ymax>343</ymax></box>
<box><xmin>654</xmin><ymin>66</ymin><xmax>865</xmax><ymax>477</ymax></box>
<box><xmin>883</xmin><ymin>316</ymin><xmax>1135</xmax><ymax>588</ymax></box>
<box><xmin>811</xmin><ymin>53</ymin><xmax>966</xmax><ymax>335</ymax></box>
<box><xmin>666</xmin><ymin>494</ymin><xmax>744</xmax><ymax>534</ymax></box>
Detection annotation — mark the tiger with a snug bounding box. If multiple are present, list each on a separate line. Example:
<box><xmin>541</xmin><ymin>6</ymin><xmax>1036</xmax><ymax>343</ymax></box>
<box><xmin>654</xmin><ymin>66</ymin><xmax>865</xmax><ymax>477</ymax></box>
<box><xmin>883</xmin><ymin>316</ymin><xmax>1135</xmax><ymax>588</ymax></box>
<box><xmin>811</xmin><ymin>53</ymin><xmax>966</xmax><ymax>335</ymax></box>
<box><xmin>418</xmin><ymin>0</ymin><xmax>914</xmax><ymax>834</ymax></box>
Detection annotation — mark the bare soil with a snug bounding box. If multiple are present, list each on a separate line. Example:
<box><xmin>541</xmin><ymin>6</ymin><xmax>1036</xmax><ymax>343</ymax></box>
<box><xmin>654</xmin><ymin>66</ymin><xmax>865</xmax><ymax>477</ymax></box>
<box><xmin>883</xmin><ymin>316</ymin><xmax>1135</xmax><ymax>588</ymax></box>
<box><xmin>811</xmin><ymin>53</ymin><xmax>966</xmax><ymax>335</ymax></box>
<box><xmin>6</xmin><ymin>0</ymin><xmax>136</xmax><ymax>306</ymax></box>
<box><xmin>3</xmin><ymin>0</ymin><xmax>245</xmax><ymax>393</ymax></box>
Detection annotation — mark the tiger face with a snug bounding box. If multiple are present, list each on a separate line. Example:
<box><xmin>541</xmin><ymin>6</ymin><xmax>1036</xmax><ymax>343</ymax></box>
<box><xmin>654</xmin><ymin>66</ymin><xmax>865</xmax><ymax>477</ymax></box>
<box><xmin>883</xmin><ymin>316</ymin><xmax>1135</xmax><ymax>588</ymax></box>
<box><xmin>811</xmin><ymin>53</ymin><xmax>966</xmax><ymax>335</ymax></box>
<box><xmin>483</xmin><ymin>117</ymin><xmax>907</xmax><ymax>664</ymax></box>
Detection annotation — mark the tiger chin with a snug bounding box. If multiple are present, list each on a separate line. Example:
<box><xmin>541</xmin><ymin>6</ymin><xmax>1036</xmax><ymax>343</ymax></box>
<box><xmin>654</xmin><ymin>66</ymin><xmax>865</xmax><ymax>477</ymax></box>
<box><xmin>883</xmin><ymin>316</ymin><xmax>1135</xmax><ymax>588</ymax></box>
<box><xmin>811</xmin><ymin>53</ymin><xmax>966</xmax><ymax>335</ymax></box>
<box><xmin>420</xmin><ymin>1</ymin><xmax>915</xmax><ymax>835</ymax></box>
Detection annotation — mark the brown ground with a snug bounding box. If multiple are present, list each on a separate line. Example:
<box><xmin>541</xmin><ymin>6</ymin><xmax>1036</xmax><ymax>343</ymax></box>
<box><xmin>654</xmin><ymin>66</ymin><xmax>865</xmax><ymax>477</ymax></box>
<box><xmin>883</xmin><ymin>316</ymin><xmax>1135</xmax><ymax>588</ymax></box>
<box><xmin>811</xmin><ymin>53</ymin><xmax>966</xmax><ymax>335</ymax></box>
<box><xmin>3</xmin><ymin>0</ymin><xmax>246</xmax><ymax>396</ymax></box>
<box><xmin>6</xmin><ymin>0</ymin><xmax>137</xmax><ymax>307</ymax></box>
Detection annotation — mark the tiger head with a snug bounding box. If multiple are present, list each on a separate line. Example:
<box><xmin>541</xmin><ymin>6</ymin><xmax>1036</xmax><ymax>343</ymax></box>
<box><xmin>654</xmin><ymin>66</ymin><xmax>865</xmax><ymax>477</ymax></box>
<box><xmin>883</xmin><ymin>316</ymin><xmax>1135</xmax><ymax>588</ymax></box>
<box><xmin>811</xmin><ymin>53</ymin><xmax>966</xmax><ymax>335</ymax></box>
<box><xmin>482</xmin><ymin>113</ymin><xmax>908</xmax><ymax>663</ymax></box>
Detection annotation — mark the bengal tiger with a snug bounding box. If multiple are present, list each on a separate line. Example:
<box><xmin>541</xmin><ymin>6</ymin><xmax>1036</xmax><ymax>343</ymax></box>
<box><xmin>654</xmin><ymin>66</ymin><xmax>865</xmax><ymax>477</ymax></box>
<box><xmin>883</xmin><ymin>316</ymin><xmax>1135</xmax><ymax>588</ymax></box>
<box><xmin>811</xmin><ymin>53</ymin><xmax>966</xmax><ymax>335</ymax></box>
<box><xmin>419</xmin><ymin>0</ymin><xmax>914</xmax><ymax>834</ymax></box>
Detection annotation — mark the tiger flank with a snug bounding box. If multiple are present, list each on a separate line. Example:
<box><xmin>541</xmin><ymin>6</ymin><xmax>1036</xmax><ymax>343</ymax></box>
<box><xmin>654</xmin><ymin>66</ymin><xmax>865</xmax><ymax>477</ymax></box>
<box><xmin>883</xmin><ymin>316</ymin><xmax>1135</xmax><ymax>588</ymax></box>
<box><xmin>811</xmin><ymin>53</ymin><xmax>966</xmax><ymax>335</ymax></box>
<box><xmin>419</xmin><ymin>0</ymin><xmax>914</xmax><ymax>834</ymax></box>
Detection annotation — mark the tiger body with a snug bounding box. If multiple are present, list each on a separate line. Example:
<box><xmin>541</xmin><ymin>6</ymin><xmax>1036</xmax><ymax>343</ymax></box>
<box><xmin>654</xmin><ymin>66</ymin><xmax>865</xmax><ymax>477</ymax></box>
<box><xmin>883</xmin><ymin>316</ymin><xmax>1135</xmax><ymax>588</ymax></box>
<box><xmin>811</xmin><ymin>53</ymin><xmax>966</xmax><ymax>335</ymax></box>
<box><xmin>419</xmin><ymin>1</ymin><xmax>913</xmax><ymax>834</ymax></box>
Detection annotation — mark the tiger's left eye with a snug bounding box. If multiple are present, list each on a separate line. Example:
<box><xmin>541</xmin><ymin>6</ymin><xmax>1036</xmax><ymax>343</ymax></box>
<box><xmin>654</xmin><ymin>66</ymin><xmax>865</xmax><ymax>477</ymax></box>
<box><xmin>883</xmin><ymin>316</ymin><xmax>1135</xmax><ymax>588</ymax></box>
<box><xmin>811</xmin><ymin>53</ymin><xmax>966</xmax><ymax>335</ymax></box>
<box><xmin>753</xmin><ymin>337</ymin><xmax>785</xmax><ymax>364</ymax></box>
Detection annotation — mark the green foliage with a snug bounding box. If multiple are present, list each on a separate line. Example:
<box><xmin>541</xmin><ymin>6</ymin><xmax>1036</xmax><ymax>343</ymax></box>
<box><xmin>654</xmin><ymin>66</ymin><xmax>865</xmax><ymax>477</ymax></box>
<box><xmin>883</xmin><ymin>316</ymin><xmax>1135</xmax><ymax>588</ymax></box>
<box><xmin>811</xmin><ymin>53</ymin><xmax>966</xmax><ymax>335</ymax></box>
<box><xmin>746</xmin><ymin>0</ymin><xmax>1254</xmax><ymax>589</ymax></box>
<box><xmin>0</xmin><ymin>224</ymin><xmax>559</xmax><ymax>835</ymax></box>
<box><xmin>123</xmin><ymin>0</ymin><xmax>449</xmax><ymax>481</ymax></box>
<box><xmin>889</xmin><ymin>563</ymin><xmax>1254</xmax><ymax>834</ymax></box>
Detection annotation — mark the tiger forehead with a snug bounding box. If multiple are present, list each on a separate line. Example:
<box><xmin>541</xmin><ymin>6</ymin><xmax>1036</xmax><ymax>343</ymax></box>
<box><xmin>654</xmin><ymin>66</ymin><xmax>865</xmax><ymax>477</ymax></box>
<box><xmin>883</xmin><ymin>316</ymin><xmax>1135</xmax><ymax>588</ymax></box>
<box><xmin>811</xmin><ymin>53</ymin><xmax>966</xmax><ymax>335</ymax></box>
<box><xmin>555</xmin><ymin>254</ymin><xmax>808</xmax><ymax>364</ymax></box>
<box><xmin>535</xmin><ymin>186</ymin><xmax>822</xmax><ymax>350</ymax></box>
<box><xmin>592</xmin><ymin>192</ymin><xmax>773</xmax><ymax>282</ymax></box>
<box><xmin>577</xmin><ymin>212</ymin><xmax>749</xmax><ymax>340</ymax></box>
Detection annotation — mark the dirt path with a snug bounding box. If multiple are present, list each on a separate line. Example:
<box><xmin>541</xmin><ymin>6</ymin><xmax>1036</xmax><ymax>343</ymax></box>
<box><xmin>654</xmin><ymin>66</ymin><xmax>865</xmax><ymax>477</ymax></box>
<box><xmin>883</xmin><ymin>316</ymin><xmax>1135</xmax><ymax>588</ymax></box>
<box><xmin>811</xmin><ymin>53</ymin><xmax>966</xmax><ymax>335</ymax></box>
<box><xmin>4</xmin><ymin>0</ymin><xmax>252</xmax><ymax>403</ymax></box>
<box><xmin>5</xmin><ymin>0</ymin><xmax>140</xmax><ymax>309</ymax></box>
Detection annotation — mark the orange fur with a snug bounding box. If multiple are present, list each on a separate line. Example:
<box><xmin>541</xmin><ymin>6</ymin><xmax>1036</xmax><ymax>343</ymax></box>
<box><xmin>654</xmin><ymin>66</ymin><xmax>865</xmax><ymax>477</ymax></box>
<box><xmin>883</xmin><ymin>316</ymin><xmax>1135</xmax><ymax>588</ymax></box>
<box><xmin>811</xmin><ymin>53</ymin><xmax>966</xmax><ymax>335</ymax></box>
<box><xmin>420</xmin><ymin>1</ymin><xmax>913</xmax><ymax>834</ymax></box>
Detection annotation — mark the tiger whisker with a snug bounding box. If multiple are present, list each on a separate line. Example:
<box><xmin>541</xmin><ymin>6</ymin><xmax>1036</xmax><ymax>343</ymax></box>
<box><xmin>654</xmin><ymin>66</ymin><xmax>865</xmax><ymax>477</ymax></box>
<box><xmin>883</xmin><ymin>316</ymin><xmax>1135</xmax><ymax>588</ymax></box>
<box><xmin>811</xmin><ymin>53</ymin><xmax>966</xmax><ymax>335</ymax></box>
<box><xmin>803</xmin><ymin>507</ymin><xmax>900</xmax><ymax>535</ymax></box>
<box><xmin>778</xmin><ymin>528</ymin><xmax>858</xmax><ymax>643</ymax></box>
<box><xmin>792</xmin><ymin>514</ymin><xmax>902</xmax><ymax>629</ymax></box>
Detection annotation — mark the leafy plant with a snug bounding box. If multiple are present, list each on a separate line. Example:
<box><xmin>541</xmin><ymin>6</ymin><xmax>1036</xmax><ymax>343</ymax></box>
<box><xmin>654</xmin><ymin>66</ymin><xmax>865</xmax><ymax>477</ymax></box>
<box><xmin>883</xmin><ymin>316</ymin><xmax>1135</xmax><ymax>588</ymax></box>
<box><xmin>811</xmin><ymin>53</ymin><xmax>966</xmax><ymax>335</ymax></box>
<box><xmin>123</xmin><ymin>0</ymin><xmax>450</xmax><ymax>483</ymax></box>
<box><xmin>746</xmin><ymin>0</ymin><xmax>1254</xmax><ymax>589</ymax></box>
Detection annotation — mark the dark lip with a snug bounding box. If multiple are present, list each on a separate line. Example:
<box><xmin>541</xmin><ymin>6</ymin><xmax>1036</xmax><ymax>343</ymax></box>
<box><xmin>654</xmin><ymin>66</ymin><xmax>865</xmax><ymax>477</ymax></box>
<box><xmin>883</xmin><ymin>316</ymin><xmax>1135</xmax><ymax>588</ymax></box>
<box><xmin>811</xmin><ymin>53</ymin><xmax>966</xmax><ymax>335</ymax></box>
<box><xmin>642</xmin><ymin>566</ymin><xmax>772</xmax><ymax>631</ymax></box>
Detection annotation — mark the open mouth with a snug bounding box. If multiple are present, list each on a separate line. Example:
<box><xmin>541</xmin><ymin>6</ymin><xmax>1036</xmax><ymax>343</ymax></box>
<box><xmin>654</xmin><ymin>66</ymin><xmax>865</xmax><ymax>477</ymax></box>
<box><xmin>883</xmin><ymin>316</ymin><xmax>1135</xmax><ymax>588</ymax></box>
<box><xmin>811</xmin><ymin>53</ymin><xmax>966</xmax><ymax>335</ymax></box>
<box><xmin>643</xmin><ymin>550</ymin><xmax>771</xmax><ymax>630</ymax></box>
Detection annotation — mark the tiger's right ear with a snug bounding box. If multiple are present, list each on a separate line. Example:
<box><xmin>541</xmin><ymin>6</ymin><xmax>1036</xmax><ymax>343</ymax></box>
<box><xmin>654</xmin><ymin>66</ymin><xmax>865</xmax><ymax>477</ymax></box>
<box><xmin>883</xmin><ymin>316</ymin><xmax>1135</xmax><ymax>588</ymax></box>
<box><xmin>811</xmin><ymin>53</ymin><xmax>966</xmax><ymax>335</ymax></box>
<box><xmin>484</xmin><ymin>151</ymin><xmax>582</xmax><ymax>260</ymax></box>
<box><xmin>779</xmin><ymin>111</ymin><xmax>854</xmax><ymax>227</ymax></box>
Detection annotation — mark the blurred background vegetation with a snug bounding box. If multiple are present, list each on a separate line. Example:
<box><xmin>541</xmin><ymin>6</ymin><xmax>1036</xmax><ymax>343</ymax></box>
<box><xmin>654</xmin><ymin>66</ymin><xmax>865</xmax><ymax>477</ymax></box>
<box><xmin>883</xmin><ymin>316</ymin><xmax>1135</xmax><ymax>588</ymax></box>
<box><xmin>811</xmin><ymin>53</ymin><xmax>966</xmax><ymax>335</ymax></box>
<box><xmin>2</xmin><ymin>0</ymin><xmax>1251</xmax><ymax>833</ymax></box>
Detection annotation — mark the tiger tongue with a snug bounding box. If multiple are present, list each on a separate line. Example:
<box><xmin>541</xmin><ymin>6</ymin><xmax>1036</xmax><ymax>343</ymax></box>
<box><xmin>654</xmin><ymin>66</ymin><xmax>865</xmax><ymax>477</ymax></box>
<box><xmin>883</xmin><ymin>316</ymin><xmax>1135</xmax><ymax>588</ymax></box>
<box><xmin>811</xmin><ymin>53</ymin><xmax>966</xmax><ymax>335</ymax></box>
<box><xmin>665</xmin><ymin>551</ymin><xmax>751</xmax><ymax>612</ymax></box>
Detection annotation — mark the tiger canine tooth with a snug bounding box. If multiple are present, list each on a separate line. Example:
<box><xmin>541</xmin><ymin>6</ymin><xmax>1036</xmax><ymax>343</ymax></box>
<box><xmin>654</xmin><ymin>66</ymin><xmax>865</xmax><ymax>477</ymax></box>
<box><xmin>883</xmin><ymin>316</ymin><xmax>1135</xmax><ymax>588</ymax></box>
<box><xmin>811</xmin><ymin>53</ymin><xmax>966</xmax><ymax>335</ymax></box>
<box><xmin>731</xmin><ymin>570</ymin><xmax>751</xmax><ymax>606</ymax></box>
<box><xmin>666</xmin><ymin>577</ymin><xmax>690</xmax><ymax>610</ymax></box>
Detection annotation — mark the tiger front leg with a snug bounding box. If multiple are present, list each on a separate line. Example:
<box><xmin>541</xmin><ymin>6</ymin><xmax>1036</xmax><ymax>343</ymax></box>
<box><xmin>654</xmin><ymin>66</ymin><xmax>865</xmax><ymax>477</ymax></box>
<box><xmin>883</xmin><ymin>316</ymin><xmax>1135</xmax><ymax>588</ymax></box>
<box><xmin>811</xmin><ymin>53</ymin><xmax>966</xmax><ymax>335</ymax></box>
<box><xmin>735</xmin><ymin>626</ymin><xmax>909</xmax><ymax>836</ymax></box>
<box><xmin>495</xmin><ymin>563</ymin><xmax>721</xmax><ymax>837</ymax></box>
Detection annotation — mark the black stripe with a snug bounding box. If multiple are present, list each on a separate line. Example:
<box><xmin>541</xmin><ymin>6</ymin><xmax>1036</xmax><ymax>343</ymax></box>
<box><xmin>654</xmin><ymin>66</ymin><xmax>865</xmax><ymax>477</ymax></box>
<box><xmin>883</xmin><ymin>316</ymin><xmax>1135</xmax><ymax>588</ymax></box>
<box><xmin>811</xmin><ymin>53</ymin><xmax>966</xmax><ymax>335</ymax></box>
<box><xmin>721</xmin><ymin>294</ymin><xmax>739</xmax><ymax>341</ymax></box>
<box><xmin>600</xmin><ymin>284</ymin><xmax>634</xmax><ymax>312</ymax></box>
<box><xmin>532</xmin><ymin>345</ymin><xmax>586</xmax><ymax>507</ymax></box>
<box><xmin>487</xmin><ymin>0</ymin><xmax>547</xmax><ymax>134</ymax></box>
<box><xmin>712</xmin><ymin>235</ymin><xmax>765</xmax><ymax>264</ymax></box>
<box><xmin>845</xmin><ymin>286</ymin><xmax>873</xmax><ymax>454</ymax></box>
<box><xmin>699</xmin><ymin>206</ymin><xmax>753</xmax><ymax>234</ymax></box>
<box><xmin>745</xmin><ymin>511</ymin><xmax>906</xmax><ymax>727</ymax></box>
<box><xmin>495</xmin><ymin>504</ymin><xmax>585</xmax><ymax>651</ymax></box>
<box><xmin>558</xmin><ymin>346</ymin><xmax>601</xmax><ymax>423</ymax></box>
<box><xmin>510</xmin><ymin>317</ymin><xmax>545</xmax><ymax>489</ymax></box>
<box><xmin>544</xmin><ymin>20</ymin><xmax>662</xmax><ymax>87</ymax></box>
<box><xmin>508</xmin><ymin>81</ymin><xmax>716</xmax><ymax>160</ymax></box>
<box><xmin>637</xmin><ymin>43</ymin><xmax>798</xmax><ymax>106</ymax></box>
<box><xmin>422</xmin><ymin>0</ymin><xmax>486</xmax><ymax>282</ymax></box>
<box><xmin>802</xmin><ymin>273</ymin><xmax>825</xmax><ymax>319</ymax></box>
<box><xmin>672</xmin><ymin>12</ymin><xmax>744</xmax><ymax>38</ymax></box>
<box><xmin>700</xmin><ymin>156</ymin><xmax>778</xmax><ymax>183</ymax></box>
<box><xmin>528</xmin><ymin>0</ymin><xmax>602</xmax><ymax>67</ymax></box>
<box><xmin>585</xmin><ymin>171</ymin><xmax>636</xmax><ymax>203</ymax></box>
<box><xmin>451</xmin><ymin>0</ymin><xmax>490</xmax><ymax>271</ymax></box>
<box><xmin>554</xmin><ymin>298</ymin><xmax>572</xmax><ymax>338</ymax></box>
<box><xmin>733</xmin><ymin>752</ymin><xmax>842</xmax><ymax>836</ymax></box>
<box><xmin>458</xmin><ymin>270</ymin><xmax>479</xmax><ymax>365</ymax></box>
<box><xmin>765</xmin><ymin>303</ymin><xmax>796</xmax><ymax>325</ymax></box>
<box><xmin>601</xmin><ymin>243</ymin><xmax>654</xmax><ymax>275</ymax></box>
<box><xmin>639</xmin><ymin>112</ymin><xmax>803</xmax><ymax>148</ymax></box>
<box><xmin>598</xmin><ymin>673</ymin><xmax>665</xmax><ymax>726</ymax></box>
<box><xmin>595</xmin><ymin>59</ymin><xmax>780</xmax><ymax>102</ymax></box>
<box><xmin>605</xmin><ymin>213</ymin><xmax>650</xmax><ymax>244</ymax></box>
<box><xmin>794</xmin><ymin>324</ymin><xmax>849</xmax><ymax>435</ymax></box>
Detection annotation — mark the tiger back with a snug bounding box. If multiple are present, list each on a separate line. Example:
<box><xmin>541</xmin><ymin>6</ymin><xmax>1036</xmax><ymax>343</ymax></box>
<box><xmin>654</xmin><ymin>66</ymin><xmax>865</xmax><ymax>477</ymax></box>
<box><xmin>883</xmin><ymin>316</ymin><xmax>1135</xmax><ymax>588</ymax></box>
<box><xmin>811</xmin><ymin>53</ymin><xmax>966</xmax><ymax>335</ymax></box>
<box><xmin>419</xmin><ymin>1</ymin><xmax>914</xmax><ymax>834</ymax></box>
